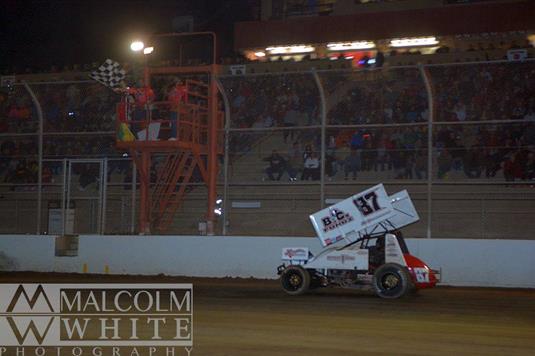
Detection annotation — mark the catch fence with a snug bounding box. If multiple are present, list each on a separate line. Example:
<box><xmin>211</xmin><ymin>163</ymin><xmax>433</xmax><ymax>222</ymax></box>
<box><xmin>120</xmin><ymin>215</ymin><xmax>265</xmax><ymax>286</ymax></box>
<box><xmin>1</xmin><ymin>59</ymin><xmax>534</xmax><ymax>238</ymax></box>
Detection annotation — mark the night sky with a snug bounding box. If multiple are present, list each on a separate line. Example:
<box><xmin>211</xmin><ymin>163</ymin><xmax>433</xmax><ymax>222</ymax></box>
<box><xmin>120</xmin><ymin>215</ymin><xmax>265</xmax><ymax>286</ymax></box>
<box><xmin>0</xmin><ymin>0</ymin><xmax>257</xmax><ymax>72</ymax></box>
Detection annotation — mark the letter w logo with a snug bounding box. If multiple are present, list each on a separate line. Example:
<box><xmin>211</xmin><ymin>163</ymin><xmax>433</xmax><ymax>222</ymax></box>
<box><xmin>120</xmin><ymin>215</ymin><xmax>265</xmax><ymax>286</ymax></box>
<box><xmin>4</xmin><ymin>285</ymin><xmax>55</xmax><ymax>345</ymax></box>
<box><xmin>6</xmin><ymin>317</ymin><xmax>54</xmax><ymax>345</ymax></box>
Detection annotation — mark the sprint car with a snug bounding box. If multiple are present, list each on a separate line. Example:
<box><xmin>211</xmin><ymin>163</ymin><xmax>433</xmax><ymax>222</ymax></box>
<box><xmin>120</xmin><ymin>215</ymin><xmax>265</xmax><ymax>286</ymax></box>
<box><xmin>277</xmin><ymin>184</ymin><xmax>440</xmax><ymax>299</ymax></box>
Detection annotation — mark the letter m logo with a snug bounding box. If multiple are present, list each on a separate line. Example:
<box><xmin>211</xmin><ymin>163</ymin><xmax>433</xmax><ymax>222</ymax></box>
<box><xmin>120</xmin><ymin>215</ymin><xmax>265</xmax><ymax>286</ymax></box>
<box><xmin>6</xmin><ymin>285</ymin><xmax>54</xmax><ymax>313</ymax></box>
<box><xmin>4</xmin><ymin>285</ymin><xmax>55</xmax><ymax>345</ymax></box>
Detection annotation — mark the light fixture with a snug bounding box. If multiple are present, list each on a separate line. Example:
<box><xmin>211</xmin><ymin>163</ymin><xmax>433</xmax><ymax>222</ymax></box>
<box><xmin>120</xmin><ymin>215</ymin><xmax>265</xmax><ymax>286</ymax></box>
<box><xmin>143</xmin><ymin>46</ymin><xmax>154</xmax><ymax>55</ymax></box>
<box><xmin>327</xmin><ymin>41</ymin><xmax>375</xmax><ymax>51</ymax></box>
<box><xmin>390</xmin><ymin>37</ymin><xmax>439</xmax><ymax>48</ymax></box>
<box><xmin>265</xmin><ymin>45</ymin><xmax>315</xmax><ymax>55</ymax></box>
<box><xmin>254</xmin><ymin>51</ymin><xmax>266</xmax><ymax>57</ymax></box>
<box><xmin>130</xmin><ymin>41</ymin><xmax>145</xmax><ymax>52</ymax></box>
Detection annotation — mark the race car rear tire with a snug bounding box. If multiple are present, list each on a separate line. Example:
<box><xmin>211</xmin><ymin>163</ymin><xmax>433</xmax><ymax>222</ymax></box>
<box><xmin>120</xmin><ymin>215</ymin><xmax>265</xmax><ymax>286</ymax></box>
<box><xmin>373</xmin><ymin>263</ymin><xmax>411</xmax><ymax>299</ymax></box>
<box><xmin>280</xmin><ymin>265</ymin><xmax>310</xmax><ymax>296</ymax></box>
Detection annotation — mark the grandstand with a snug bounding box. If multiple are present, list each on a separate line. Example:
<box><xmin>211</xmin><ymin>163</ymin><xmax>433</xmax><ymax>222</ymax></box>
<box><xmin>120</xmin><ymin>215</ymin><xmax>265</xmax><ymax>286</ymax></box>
<box><xmin>2</xmin><ymin>57</ymin><xmax>535</xmax><ymax>239</ymax></box>
<box><xmin>1</xmin><ymin>0</ymin><xmax>534</xmax><ymax>240</ymax></box>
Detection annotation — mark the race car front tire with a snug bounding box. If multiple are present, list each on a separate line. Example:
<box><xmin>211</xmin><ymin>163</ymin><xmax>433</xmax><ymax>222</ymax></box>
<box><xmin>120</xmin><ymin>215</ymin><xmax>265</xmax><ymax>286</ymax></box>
<box><xmin>280</xmin><ymin>265</ymin><xmax>311</xmax><ymax>296</ymax></box>
<box><xmin>373</xmin><ymin>263</ymin><xmax>412</xmax><ymax>299</ymax></box>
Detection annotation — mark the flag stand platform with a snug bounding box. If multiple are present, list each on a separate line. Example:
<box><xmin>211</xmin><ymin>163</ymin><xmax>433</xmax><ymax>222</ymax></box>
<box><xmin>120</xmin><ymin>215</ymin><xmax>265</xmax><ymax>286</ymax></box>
<box><xmin>116</xmin><ymin>37</ymin><xmax>223</xmax><ymax>235</ymax></box>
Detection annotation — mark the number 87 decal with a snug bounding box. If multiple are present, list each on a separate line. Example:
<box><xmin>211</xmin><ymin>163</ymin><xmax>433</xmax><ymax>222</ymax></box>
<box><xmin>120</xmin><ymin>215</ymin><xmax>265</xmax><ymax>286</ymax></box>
<box><xmin>353</xmin><ymin>191</ymin><xmax>381</xmax><ymax>216</ymax></box>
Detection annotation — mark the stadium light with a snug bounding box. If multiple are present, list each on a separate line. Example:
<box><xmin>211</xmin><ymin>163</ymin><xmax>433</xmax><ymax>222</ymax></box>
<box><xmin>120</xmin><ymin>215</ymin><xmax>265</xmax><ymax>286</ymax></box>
<box><xmin>254</xmin><ymin>51</ymin><xmax>266</xmax><ymax>57</ymax></box>
<box><xmin>265</xmin><ymin>45</ymin><xmax>315</xmax><ymax>55</ymax></box>
<box><xmin>130</xmin><ymin>40</ymin><xmax>145</xmax><ymax>52</ymax></box>
<box><xmin>390</xmin><ymin>37</ymin><xmax>439</xmax><ymax>47</ymax></box>
<box><xmin>143</xmin><ymin>46</ymin><xmax>154</xmax><ymax>55</ymax></box>
<box><xmin>327</xmin><ymin>41</ymin><xmax>375</xmax><ymax>51</ymax></box>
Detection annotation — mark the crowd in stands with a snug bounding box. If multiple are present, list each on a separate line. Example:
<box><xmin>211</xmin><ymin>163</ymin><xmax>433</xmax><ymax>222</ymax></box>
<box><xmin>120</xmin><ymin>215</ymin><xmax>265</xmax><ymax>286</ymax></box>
<box><xmin>429</xmin><ymin>61</ymin><xmax>535</xmax><ymax>181</ymax></box>
<box><xmin>261</xmin><ymin>127</ymin><xmax>429</xmax><ymax>182</ymax></box>
<box><xmin>0</xmin><ymin>90</ymin><xmax>37</xmax><ymax>133</ymax></box>
<box><xmin>259</xmin><ymin>62</ymin><xmax>535</xmax><ymax>182</ymax></box>
<box><xmin>1</xmin><ymin>60</ymin><xmax>535</xmax><ymax>188</ymax></box>
<box><xmin>38</xmin><ymin>83</ymin><xmax>119</xmax><ymax>132</ymax></box>
<box><xmin>224</xmin><ymin>73</ymin><xmax>320</xmax><ymax>159</ymax></box>
<box><xmin>325</xmin><ymin>68</ymin><xmax>428</xmax><ymax>125</ymax></box>
<box><xmin>261</xmin><ymin>122</ymin><xmax>535</xmax><ymax>183</ymax></box>
<box><xmin>0</xmin><ymin>81</ymin><xmax>122</xmax><ymax>185</ymax></box>
<box><xmin>223</xmin><ymin>74</ymin><xmax>320</xmax><ymax>129</ymax></box>
<box><xmin>0</xmin><ymin>83</ymin><xmax>118</xmax><ymax>133</ymax></box>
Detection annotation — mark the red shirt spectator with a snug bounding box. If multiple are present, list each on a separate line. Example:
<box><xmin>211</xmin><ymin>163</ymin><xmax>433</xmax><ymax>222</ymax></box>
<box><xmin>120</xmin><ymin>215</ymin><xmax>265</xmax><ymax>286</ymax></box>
<box><xmin>8</xmin><ymin>105</ymin><xmax>31</xmax><ymax>120</ymax></box>
<box><xmin>167</xmin><ymin>84</ymin><xmax>188</xmax><ymax>109</ymax></box>
<box><xmin>127</xmin><ymin>87</ymin><xmax>155</xmax><ymax>108</ymax></box>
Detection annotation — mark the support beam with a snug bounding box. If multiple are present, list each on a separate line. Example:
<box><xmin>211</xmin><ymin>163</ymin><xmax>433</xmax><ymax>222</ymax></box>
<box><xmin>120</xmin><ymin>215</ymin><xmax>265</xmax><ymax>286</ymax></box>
<box><xmin>206</xmin><ymin>67</ymin><xmax>219</xmax><ymax>235</ymax></box>
<box><xmin>139</xmin><ymin>151</ymin><xmax>151</xmax><ymax>234</ymax></box>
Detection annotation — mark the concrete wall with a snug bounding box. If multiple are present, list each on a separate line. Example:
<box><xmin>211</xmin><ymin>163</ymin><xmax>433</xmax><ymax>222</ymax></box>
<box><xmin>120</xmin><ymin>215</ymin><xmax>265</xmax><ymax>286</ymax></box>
<box><xmin>0</xmin><ymin>235</ymin><xmax>534</xmax><ymax>288</ymax></box>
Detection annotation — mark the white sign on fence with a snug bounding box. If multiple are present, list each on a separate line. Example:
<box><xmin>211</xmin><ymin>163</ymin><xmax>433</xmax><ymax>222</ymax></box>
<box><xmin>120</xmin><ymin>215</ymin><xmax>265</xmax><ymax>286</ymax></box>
<box><xmin>48</xmin><ymin>209</ymin><xmax>75</xmax><ymax>235</ymax></box>
<box><xmin>229</xmin><ymin>65</ymin><xmax>246</xmax><ymax>75</ymax></box>
<box><xmin>507</xmin><ymin>49</ymin><xmax>528</xmax><ymax>62</ymax></box>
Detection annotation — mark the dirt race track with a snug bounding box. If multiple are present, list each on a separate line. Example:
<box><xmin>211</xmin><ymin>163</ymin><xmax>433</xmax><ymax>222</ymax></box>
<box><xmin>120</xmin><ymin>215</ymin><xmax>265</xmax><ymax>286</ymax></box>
<box><xmin>0</xmin><ymin>272</ymin><xmax>534</xmax><ymax>356</ymax></box>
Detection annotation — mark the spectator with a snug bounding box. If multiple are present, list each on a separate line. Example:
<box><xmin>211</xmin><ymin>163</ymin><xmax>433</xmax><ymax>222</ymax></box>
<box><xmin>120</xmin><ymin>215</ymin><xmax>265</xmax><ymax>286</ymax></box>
<box><xmin>414</xmin><ymin>153</ymin><xmax>427</xmax><ymax>179</ymax></box>
<box><xmin>78</xmin><ymin>164</ymin><xmax>99</xmax><ymax>191</ymax></box>
<box><xmin>463</xmin><ymin>147</ymin><xmax>483</xmax><ymax>178</ymax></box>
<box><xmin>437</xmin><ymin>149</ymin><xmax>453</xmax><ymax>179</ymax></box>
<box><xmin>286</xmin><ymin>142</ymin><xmax>302</xmax><ymax>181</ymax></box>
<box><xmin>502</xmin><ymin>154</ymin><xmax>521</xmax><ymax>182</ymax></box>
<box><xmin>264</xmin><ymin>150</ymin><xmax>286</xmax><ymax>181</ymax></box>
<box><xmin>282</xmin><ymin>104</ymin><xmax>299</xmax><ymax>143</ymax></box>
<box><xmin>303</xmin><ymin>144</ymin><xmax>313</xmax><ymax>161</ymax></box>
<box><xmin>302</xmin><ymin>151</ymin><xmax>320</xmax><ymax>181</ymax></box>
<box><xmin>343</xmin><ymin>150</ymin><xmax>360</xmax><ymax>180</ymax></box>
<box><xmin>325</xmin><ymin>152</ymin><xmax>337</xmax><ymax>181</ymax></box>
<box><xmin>127</xmin><ymin>79</ymin><xmax>155</xmax><ymax>124</ymax></box>
<box><xmin>350</xmin><ymin>130</ymin><xmax>364</xmax><ymax>150</ymax></box>
<box><xmin>391</xmin><ymin>149</ymin><xmax>407</xmax><ymax>179</ymax></box>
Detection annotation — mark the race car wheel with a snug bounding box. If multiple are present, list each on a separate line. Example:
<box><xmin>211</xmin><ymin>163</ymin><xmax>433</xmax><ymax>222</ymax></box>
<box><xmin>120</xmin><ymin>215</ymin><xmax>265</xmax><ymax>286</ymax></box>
<box><xmin>280</xmin><ymin>265</ymin><xmax>310</xmax><ymax>296</ymax></box>
<box><xmin>373</xmin><ymin>263</ymin><xmax>411</xmax><ymax>299</ymax></box>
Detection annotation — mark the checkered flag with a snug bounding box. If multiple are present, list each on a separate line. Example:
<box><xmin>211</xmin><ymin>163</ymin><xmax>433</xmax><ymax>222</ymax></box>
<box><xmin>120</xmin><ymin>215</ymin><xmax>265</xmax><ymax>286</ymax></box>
<box><xmin>89</xmin><ymin>59</ymin><xmax>126</xmax><ymax>88</ymax></box>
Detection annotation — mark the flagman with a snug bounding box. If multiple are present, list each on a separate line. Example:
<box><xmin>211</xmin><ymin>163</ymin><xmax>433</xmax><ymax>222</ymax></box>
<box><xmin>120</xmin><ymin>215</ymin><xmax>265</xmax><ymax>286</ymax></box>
<box><xmin>114</xmin><ymin>79</ymin><xmax>155</xmax><ymax>137</ymax></box>
<box><xmin>129</xmin><ymin>79</ymin><xmax>155</xmax><ymax>123</ymax></box>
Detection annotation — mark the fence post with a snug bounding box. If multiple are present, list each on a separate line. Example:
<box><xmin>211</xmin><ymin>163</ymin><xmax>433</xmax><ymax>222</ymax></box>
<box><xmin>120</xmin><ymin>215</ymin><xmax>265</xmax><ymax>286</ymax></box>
<box><xmin>62</xmin><ymin>159</ymin><xmax>68</xmax><ymax>235</ymax></box>
<box><xmin>101</xmin><ymin>158</ymin><xmax>108</xmax><ymax>234</ymax></box>
<box><xmin>131</xmin><ymin>160</ymin><xmax>137</xmax><ymax>234</ymax></box>
<box><xmin>215</xmin><ymin>75</ymin><xmax>231</xmax><ymax>235</ymax></box>
<box><xmin>419</xmin><ymin>64</ymin><xmax>434</xmax><ymax>239</ymax></box>
<box><xmin>312</xmin><ymin>70</ymin><xmax>327</xmax><ymax>209</ymax></box>
<box><xmin>22</xmin><ymin>81</ymin><xmax>43</xmax><ymax>234</ymax></box>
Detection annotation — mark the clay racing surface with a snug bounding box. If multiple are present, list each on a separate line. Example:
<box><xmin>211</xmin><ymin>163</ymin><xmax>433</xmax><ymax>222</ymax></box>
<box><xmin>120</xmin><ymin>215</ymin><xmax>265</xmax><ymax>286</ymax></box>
<box><xmin>0</xmin><ymin>273</ymin><xmax>534</xmax><ymax>355</ymax></box>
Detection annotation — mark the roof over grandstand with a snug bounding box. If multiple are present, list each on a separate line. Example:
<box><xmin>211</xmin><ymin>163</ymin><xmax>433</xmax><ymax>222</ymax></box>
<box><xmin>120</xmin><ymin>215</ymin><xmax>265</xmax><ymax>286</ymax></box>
<box><xmin>234</xmin><ymin>1</ymin><xmax>535</xmax><ymax>50</ymax></box>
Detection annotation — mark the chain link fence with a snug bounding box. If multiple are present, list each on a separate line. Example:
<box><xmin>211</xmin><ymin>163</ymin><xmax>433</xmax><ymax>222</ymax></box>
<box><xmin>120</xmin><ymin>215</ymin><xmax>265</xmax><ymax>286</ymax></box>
<box><xmin>1</xmin><ymin>59</ymin><xmax>534</xmax><ymax>238</ymax></box>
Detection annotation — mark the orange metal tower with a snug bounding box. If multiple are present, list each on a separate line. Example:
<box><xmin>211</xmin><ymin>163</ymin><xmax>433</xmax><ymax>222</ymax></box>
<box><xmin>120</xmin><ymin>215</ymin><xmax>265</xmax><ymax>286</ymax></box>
<box><xmin>116</xmin><ymin>33</ymin><xmax>223</xmax><ymax>234</ymax></box>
